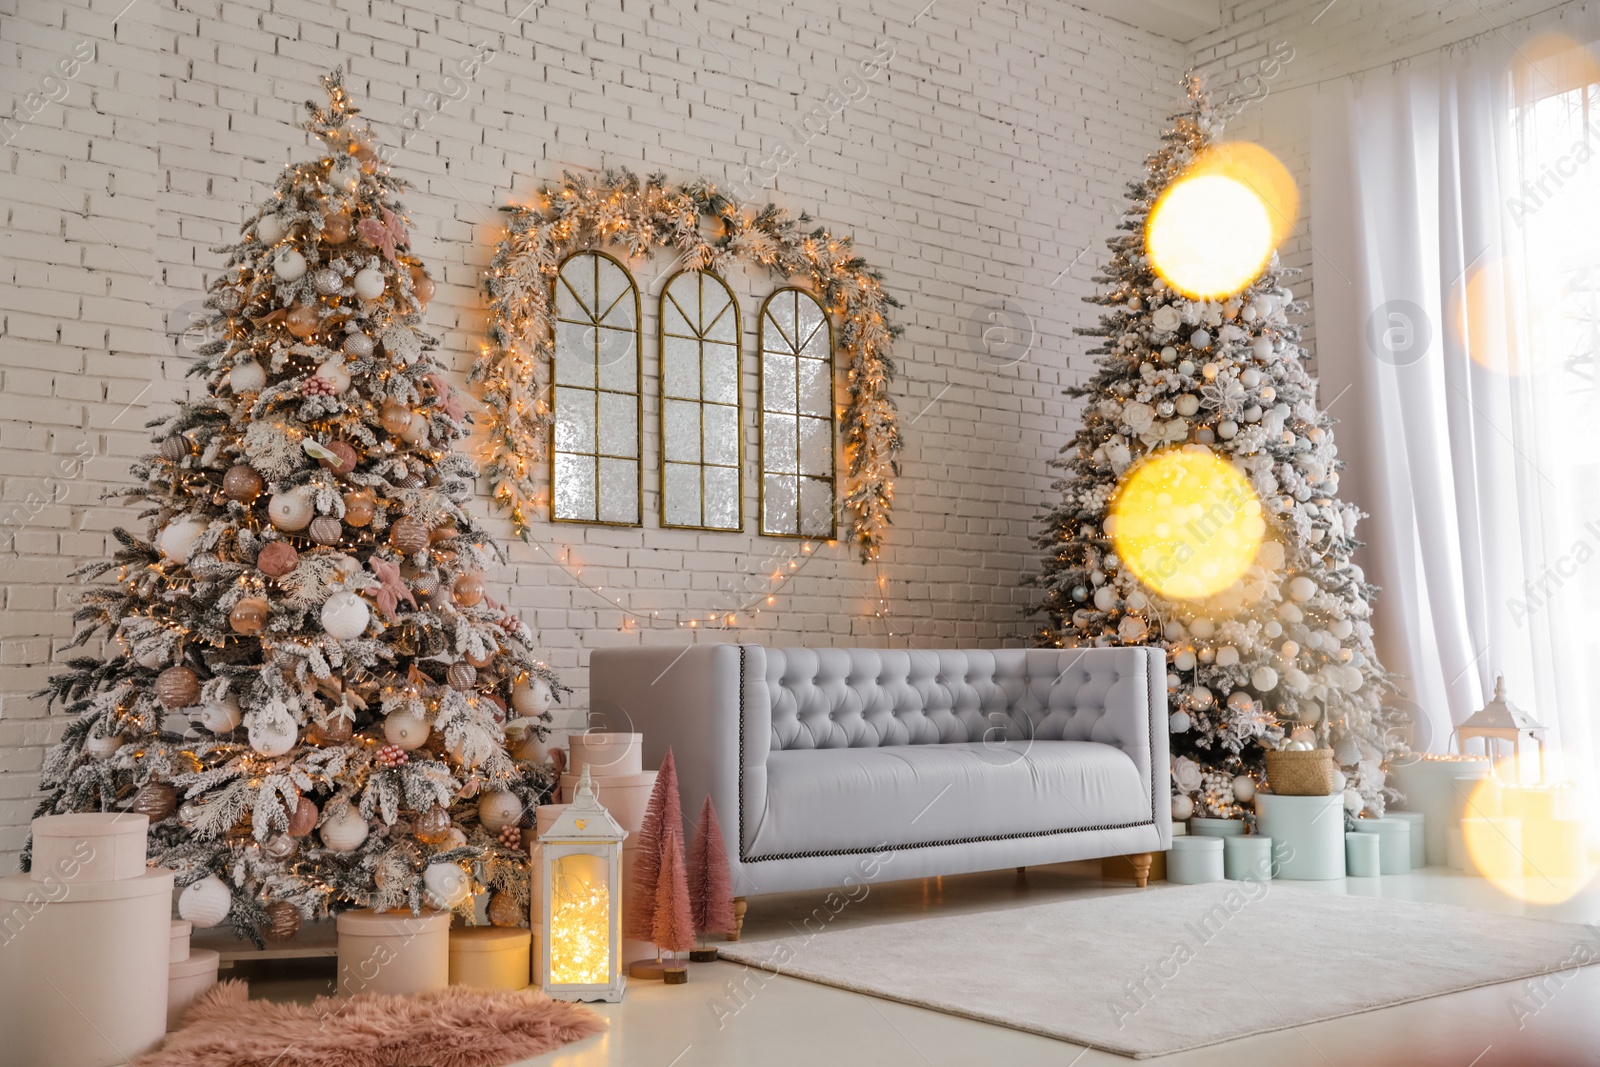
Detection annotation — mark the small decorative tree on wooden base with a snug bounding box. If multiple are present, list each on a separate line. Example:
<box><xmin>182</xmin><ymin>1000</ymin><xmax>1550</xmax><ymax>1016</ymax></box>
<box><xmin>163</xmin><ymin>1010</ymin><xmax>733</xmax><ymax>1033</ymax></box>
<box><xmin>625</xmin><ymin>748</ymin><xmax>694</xmax><ymax>981</ymax></box>
<box><xmin>687</xmin><ymin>795</ymin><xmax>735</xmax><ymax>961</ymax></box>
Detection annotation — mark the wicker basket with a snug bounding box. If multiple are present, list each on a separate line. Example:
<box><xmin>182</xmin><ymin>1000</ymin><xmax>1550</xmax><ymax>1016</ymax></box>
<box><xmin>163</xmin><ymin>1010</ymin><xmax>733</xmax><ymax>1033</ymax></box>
<box><xmin>1263</xmin><ymin>748</ymin><xmax>1340</xmax><ymax>796</ymax></box>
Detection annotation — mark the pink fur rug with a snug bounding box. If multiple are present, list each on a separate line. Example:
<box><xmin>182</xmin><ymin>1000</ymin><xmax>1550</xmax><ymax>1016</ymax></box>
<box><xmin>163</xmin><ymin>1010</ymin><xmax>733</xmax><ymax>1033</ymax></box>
<box><xmin>135</xmin><ymin>980</ymin><xmax>606</xmax><ymax>1067</ymax></box>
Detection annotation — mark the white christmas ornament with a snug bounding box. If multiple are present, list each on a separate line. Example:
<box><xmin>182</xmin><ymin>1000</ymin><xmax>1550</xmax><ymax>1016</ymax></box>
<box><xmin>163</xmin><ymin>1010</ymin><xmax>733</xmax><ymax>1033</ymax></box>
<box><xmin>179</xmin><ymin>875</ymin><xmax>233</xmax><ymax>928</ymax></box>
<box><xmin>511</xmin><ymin>678</ymin><xmax>553</xmax><ymax>717</ymax></box>
<box><xmin>1169</xmin><ymin>710</ymin><xmax>1192</xmax><ymax>733</ymax></box>
<box><xmin>196</xmin><ymin>696</ymin><xmax>241</xmax><ymax>733</ymax></box>
<box><xmin>267</xmin><ymin>487</ymin><xmax>315</xmax><ymax>531</ymax></box>
<box><xmin>1284</xmin><ymin>668</ymin><xmax>1311</xmax><ymax>693</ymax></box>
<box><xmin>158</xmin><ymin>517</ymin><xmax>208</xmax><ymax>565</ymax></box>
<box><xmin>1330</xmin><ymin>617</ymin><xmax>1354</xmax><ymax>639</ymax></box>
<box><xmin>423</xmin><ymin>862</ymin><xmax>473</xmax><ymax>909</ymax></box>
<box><xmin>230</xmin><ymin>360</ymin><xmax>267</xmax><ymax>394</ymax></box>
<box><xmin>1288</xmin><ymin>576</ymin><xmax>1317</xmax><ymax>601</ymax></box>
<box><xmin>248</xmin><ymin>715</ymin><xmax>297</xmax><ymax>756</ymax></box>
<box><xmin>1189</xmin><ymin>617</ymin><xmax>1216</xmax><ymax>640</ymax></box>
<box><xmin>320</xmin><ymin>590</ymin><xmax>370</xmax><ymax>640</ymax></box>
<box><xmin>320</xmin><ymin>807</ymin><xmax>369</xmax><ymax>852</ymax></box>
<box><xmin>383</xmin><ymin>709</ymin><xmax>430</xmax><ymax>750</ymax></box>
<box><xmin>1173</xmin><ymin>650</ymin><xmax>1197</xmax><ymax>671</ymax></box>
<box><xmin>1172</xmin><ymin>794</ymin><xmax>1195</xmax><ymax>821</ymax></box>
<box><xmin>1189</xmin><ymin>686</ymin><xmax>1214</xmax><ymax>708</ymax></box>
<box><xmin>1232</xmin><ymin>776</ymin><xmax>1256</xmax><ymax>802</ymax></box>
<box><xmin>316</xmin><ymin>358</ymin><xmax>352</xmax><ymax>393</ymax></box>
<box><xmin>256</xmin><ymin>215</ymin><xmax>286</xmax><ymax>245</ymax></box>
<box><xmin>1343</xmin><ymin>789</ymin><xmax>1364</xmax><ymax>814</ymax></box>
<box><xmin>83</xmin><ymin>731</ymin><xmax>123</xmax><ymax>759</ymax></box>
<box><xmin>1092</xmin><ymin>586</ymin><xmax>1117</xmax><ymax>611</ymax></box>
<box><xmin>1330</xmin><ymin>769</ymin><xmax>1348</xmax><ymax>793</ymax></box>
<box><xmin>477</xmin><ymin>790</ymin><xmax>523</xmax><ymax>833</ymax></box>
<box><xmin>1251</xmin><ymin>666</ymin><xmax>1279</xmax><ymax>691</ymax></box>
<box><xmin>353</xmin><ymin>268</ymin><xmax>386</xmax><ymax>301</ymax></box>
<box><xmin>1175</xmin><ymin>394</ymin><xmax>1200</xmax><ymax>416</ymax></box>
<box><xmin>440</xmin><ymin>827</ymin><xmax>468</xmax><ymax>850</ymax></box>
<box><xmin>274</xmin><ymin>249</ymin><xmax>307</xmax><ymax>281</ymax></box>
<box><xmin>1215</xmin><ymin>645</ymin><xmax>1240</xmax><ymax>668</ymax></box>
<box><xmin>331</xmin><ymin>164</ymin><xmax>361</xmax><ymax>191</ymax></box>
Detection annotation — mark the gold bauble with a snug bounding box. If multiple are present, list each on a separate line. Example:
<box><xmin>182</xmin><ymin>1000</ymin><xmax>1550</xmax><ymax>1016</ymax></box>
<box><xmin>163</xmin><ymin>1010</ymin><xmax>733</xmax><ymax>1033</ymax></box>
<box><xmin>486</xmin><ymin>890</ymin><xmax>523</xmax><ymax>928</ymax></box>
<box><xmin>129</xmin><ymin>782</ymin><xmax>177</xmax><ymax>822</ymax></box>
<box><xmin>155</xmin><ymin>666</ymin><xmax>201</xmax><ymax>709</ymax></box>
<box><xmin>285</xmin><ymin>304</ymin><xmax>320</xmax><ymax>340</ymax></box>
<box><xmin>222</xmin><ymin>464</ymin><xmax>264</xmax><ymax>503</ymax></box>
<box><xmin>413</xmin><ymin>803</ymin><xmax>453</xmax><ymax>845</ymax></box>
<box><xmin>452</xmin><ymin>572</ymin><xmax>485</xmax><ymax>607</ymax></box>
<box><xmin>260</xmin><ymin>900</ymin><xmax>302</xmax><ymax>943</ymax></box>
<box><xmin>228</xmin><ymin>597</ymin><xmax>271</xmax><ymax>636</ymax></box>
<box><xmin>342</xmin><ymin>489</ymin><xmax>376</xmax><ymax>527</ymax></box>
<box><xmin>388</xmin><ymin>516</ymin><xmax>430</xmax><ymax>554</ymax></box>
<box><xmin>379</xmin><ymin>400</ymin><xmax>413</xmax><ymax>435</ymax></box>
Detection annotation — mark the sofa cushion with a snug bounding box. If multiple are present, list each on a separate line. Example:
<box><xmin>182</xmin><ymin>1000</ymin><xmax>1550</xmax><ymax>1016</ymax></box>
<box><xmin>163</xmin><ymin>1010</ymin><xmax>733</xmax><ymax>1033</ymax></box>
<box><xmin>745</xmin><ymin>740</ymin><xmax>1150</xmax><ymax>859</ymax></box>
<box><xmin>758</xmin><ymin>647</ymin><xmax>1151</xmax><ymax>752</ymax></box>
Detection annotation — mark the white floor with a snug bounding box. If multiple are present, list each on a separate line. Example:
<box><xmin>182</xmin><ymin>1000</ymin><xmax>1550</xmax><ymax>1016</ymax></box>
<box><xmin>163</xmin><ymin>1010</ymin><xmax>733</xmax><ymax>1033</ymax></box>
<box><xmin>257</xmin><ymin>862</ymin><xmax>1600</xmax><ymax>1066</ymax></box>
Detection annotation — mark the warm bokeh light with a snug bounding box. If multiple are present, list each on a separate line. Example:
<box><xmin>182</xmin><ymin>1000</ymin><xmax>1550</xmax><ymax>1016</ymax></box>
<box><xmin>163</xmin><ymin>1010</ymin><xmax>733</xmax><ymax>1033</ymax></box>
<box><xmin>549</xmin><ymin>856</ymin><xmax>611</xmax><ymax>984</ymax></box>
<box><xmin>1509</xmin><ymin>32</ymin><xmax>1600</xmax><ymax>94</ymax></box>
<box><xmin>1110</xmin><ymin>448</ymin><xmax>1266</xmax><ymax>600</ymax></box>
<box><xmin>1446</xmin><ymin>257</ymin><xmax>1561</xmax><ymax>377</ymax></box>
<box><xmin>1146</xmin><ymin>143</ymin><xmax>1297</xmax><ymax>300</ymax></box>
<box><xmin>1461</xmin><ymin>756</ymin><xmax>1599</xmax><ymax>906</ymax></box>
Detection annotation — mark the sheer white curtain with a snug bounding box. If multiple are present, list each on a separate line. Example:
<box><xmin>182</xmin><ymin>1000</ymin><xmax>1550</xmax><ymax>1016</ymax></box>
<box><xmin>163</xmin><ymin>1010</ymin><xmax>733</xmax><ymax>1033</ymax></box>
<box><xmin>1310</xmin><ymin>11</ymin><xmax>1600</xmax><ymax>787</ymax></box>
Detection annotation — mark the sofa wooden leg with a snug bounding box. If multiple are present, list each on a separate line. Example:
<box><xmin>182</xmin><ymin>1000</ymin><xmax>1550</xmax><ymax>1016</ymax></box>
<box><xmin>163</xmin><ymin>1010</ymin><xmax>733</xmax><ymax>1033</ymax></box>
<box><xmin>1128</xmin><ymin>852</ymin><xmax>1153</xmax><ymax>888</ymax></box>
<box><xmin>729</xmin><ymin>897</ymin><xmax>747</xmax><ymax>941</ymax></box>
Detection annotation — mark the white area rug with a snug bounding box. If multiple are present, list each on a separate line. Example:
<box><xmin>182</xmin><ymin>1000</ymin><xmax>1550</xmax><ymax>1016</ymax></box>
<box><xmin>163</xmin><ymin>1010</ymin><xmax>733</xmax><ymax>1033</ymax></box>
<box><xmin>718</xmin><ymin>882</ymin><xmax>1600</xmax><ymax>1058</ymax></box>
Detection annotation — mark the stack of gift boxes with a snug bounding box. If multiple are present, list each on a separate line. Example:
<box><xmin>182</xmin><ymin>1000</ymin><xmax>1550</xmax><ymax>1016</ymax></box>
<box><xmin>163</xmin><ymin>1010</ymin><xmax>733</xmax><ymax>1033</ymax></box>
<box><xmin>0</xmin><ymin>812</ymin><xmax>218</xmax><ymax>1067</ymax></box>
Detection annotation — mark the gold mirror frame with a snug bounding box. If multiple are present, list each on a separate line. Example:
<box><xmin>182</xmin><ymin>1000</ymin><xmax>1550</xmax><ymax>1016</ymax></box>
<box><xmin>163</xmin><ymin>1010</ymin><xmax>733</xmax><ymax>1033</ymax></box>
<box><xmin>549</xmin><ymin>250</ymin><xmax>643</xmax><ymax>526</ymax></box>
<box><xmin>658</xmin><ymin>269</ymin><xmax>744</xmax><ymax>532</ymax></box>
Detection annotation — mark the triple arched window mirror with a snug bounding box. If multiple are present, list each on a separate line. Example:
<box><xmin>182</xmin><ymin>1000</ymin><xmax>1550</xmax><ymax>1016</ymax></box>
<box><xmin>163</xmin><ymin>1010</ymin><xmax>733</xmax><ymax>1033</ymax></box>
<box><xmin>550</xmin><ymin>251</ymin><xmax>837</xmax><ymax>539</ymax></box>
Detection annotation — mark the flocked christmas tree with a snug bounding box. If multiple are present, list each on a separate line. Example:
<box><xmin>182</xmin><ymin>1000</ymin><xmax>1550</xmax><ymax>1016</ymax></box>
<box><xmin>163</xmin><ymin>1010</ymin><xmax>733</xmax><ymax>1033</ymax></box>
<box><xmin>30</xmin><ymin>70</ymin><xmax>564</xmax><ymax>942</ymax></box>
<box><xmin>1029</xmin><ymin>74</ymin><xmax>1405</xmax><ymax>820</ymax></box>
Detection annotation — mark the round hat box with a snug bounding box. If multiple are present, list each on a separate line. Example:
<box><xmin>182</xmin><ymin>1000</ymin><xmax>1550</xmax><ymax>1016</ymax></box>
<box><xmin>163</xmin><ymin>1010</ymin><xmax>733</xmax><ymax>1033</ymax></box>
<box><xmin>449</xmin><ymin>926</ymin><xmax>532</xmax><ymax>990</ymax></box>
<box><xmin>566</xmin><ymin>732</ymin><xmax>643</xmax><ymax>777</ymax></box>
<box><xmin>169</xmin><ymin>919</ymin><xmax>193</xmax><ymax>963</ymax></box>
<box><xmin>0</xmin><ymin>869</ymin><xmax>174</xmax><ymax>1067</ymax></box>
<box><xmin>336</xmin><ymin>908</ymin><xmax>451</xmax><ymax>997</ymax></box>
<box><xmin>167</xmin><ymin>948</ymin><xmax>220</xmax><ymax>1031</ymax></box>
<box><xmin>31</xmin><ymin>812</ymin><xmax>150</xmax><ymax>884</ymax></box>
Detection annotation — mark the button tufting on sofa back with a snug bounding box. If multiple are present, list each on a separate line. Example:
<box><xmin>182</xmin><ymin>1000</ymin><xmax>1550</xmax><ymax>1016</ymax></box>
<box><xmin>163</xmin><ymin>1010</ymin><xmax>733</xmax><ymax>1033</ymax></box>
<box><xmin>761</xmin><ymin>647</ymin><xmax>1149</xmax><ymax>750</ymax></box>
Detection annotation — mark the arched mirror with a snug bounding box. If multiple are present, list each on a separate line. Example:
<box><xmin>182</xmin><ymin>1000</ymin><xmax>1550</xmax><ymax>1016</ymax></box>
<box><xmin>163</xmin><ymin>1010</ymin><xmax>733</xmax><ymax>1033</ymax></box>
<box><xmin>659</xmin><ymin>270</ymin><xmax>742</xmax><ymax>531</ymax></box>
<box><xmin>758</xmin><ymin>287</ymin><xmax>836</xmax><ymax>538</ymax></box>
<box><xmin>551</xmin><ymin>251</ymin><xmax>642</xmax><ymax>525</ymax></box>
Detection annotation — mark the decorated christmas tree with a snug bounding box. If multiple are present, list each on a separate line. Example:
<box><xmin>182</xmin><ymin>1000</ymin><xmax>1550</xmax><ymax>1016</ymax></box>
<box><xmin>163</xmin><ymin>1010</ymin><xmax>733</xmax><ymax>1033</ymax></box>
<box><xmin>1028</xmin><ymin>74</ymin><xmax>1405</xmax><ymax>819</ymax></box>
<box><xmin>29</xmin><ymin>70</ymin><xmax>564</xmax><ymax>941</ymax></box>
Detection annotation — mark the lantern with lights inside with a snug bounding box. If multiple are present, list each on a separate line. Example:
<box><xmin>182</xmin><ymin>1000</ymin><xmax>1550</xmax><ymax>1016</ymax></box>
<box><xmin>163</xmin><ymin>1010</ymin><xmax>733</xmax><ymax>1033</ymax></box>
<box><xmin>538</xmin><ymin>767</ymin><xmax>627</xmax><ymax>1002</ymax></box>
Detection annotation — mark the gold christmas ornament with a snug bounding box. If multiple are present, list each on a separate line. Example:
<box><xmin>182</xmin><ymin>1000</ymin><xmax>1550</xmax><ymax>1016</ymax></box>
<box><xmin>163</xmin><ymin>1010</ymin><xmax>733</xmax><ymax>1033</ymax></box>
<box><xmin>412</xmin><ymin>271</ymin><xmax>436</xmax><ymax>306</ymax></box>
<box><xmin>388</xmin><ymin>516</ymin><xmax>429</xmax><ymax>554</ymax></box>
<box><xmin>262</xmin><ymin>833</ymin><xmax>298</xmax><ymax>860</ymax></box>
<box><xmin>446</xmin><ymin>663</ymin><xmax>477</xmax><ymax>689</ymax></box>
<box><xmin>342</xmin><ymin>489</ymin><xmax>376</xmax><ymax>527</ymax></box>
<box><xmin>222</xmin><ymin>464</ymin><xmax>264</xmax><ymax>503</ymax></box>
<box><xmin>487</xmin><ymin>890</ymin><xmax>523</xmax><ymax>928</ymax></box>
<box><xmin>323</xmin><ymin>210</ymin><xmax>351</xmax><ymax>243</ymax></box>
<box><xmin>413</xmin><ymin>803</ymin><xmax>453</xmax><ymax>845</ymax></box>
<box><xmin>260</xmin><ymin>900</ymin><xmax>302</xmax><ymax>942</ymax></box>
<box><xmin>308</xmin><ymin>516</ymin><xmax>343</xmax><ymax>546</ymax></box>
<box><xmin>257</xmin><ymin>540</ymin><xmax>299</xmax><ymax>578</ymax></box>
<box><xmin>228</xmin><ymin>597</ymin><xmax>272</xmax><ymax>636</ymax></box>
<box><xmin>379</xmin><ymin>400</ymin><xmax>413</xmax><ymax>435</ymax></box>
<box><xmin>452</xmin><ymin>572</ymin><xmax>485</xmax><ymax>607</ymax></box>
<box><xmin>155</xmin><ymin>666</ymin><xmax>202</xmax><ymax>709</ymax></box>
<box><xmin>285</xmin><ymin>303</ymin><xmax>320</xmax><ymax>339</ymax></box>
<box><xmin>129</xmin><ymin>782</ymin><xmax>177</xmax><ymax>822</ymax></box>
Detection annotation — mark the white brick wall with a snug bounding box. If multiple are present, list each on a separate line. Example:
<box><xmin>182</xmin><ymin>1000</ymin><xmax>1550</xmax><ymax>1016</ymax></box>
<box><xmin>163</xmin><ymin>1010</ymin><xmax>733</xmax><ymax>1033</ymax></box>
<box><xmin>0</xmin><ymin>0</ymin><xmax>1185</xmax><ymax>867</ymax></box>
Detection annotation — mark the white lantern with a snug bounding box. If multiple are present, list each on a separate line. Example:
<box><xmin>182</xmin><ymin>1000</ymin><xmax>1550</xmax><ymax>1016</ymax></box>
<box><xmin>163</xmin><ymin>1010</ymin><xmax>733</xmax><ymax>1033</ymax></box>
<box><xmin>538</xmin><ymin>767</ymin><xmax>627</xmax><ymax>1003</ymax></box>
<box><xmin>1453</xmin><ymin>674</ymin><xmax>1547</xmax><ymax>783</ymax></box>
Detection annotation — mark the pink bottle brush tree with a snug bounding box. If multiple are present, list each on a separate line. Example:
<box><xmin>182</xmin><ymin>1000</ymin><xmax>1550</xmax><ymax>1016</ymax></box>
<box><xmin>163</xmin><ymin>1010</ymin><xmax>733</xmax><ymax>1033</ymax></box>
<box><xmin>626</xmin><ymin>747</ymin><xmax>695</xmax><ymax>982</ymax></box>
<box><xmin>687</xmin><ymin>795</ymin><xmax>735</xmax><ymax>960</ymax></box>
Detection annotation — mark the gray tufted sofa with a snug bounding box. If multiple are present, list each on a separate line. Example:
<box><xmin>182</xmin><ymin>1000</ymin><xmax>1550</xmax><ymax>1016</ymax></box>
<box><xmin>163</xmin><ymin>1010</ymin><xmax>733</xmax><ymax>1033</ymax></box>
<box><xmin>589</xmin><ymin>645</ymin><xmax>1170</xmax><ymax>914</ymax></box>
